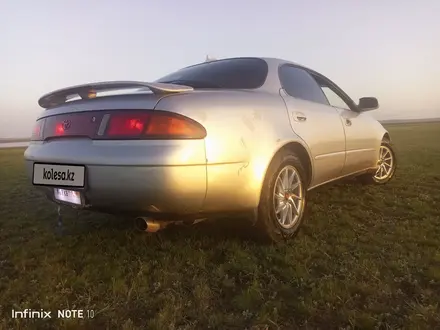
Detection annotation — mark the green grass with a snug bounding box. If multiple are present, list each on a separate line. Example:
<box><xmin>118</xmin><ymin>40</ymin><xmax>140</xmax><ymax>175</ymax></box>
<box><xmin>1</xmin><ymin>123</ymin><xmax>439</xmax><ymax>329</ymax></box>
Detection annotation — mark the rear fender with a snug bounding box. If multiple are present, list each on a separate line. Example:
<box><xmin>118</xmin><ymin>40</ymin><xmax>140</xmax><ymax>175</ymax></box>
<box><xmin>155</xmin><ymin>90</ymin><xmax>310</xmax><ymax>211</ymax></box>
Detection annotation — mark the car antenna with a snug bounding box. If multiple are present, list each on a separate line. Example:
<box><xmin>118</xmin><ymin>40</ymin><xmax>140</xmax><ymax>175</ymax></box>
<box><xmin>205</xmin><ymin>55</ymin><xmax>217</xmax><ymax>62</ymax></box>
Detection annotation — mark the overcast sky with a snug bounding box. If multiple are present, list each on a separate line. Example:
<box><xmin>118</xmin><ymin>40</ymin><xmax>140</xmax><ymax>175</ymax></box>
<box><xmin>1</xmin><ymin>0</ymin><xmax>439</xmax><ymax>138</ymax></box>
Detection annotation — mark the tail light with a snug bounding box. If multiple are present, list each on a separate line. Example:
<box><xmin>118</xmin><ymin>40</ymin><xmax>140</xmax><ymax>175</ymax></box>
<box><xmin>33</xmin><ymin>110</ymin><xmax>206</xmax><ymax>141</ymax></box>
<box><xmin>30</xmin><ymin>119</ymin><xmax>45</xmax><ymax>141</ymax></box>
<box><xmin>105</xmin><ymin>111</ymin><xmax>206</xmax><ymax>139</ymax></box>
<box><xmin>106</xmin><ymin>113</ymin><xmax>151</xmax><ymax>137</ymax></box>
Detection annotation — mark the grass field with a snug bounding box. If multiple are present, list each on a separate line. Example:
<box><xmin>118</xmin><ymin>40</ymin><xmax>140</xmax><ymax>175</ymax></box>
<box><xmin>0</xmin><ymin>137</ymin><xmax>30</xmax><ymax>144</ymax></box>
<box><xmin>1</xmin><ymin>123</ymin><xmax>439</xmax><ymax>329</ymax></box>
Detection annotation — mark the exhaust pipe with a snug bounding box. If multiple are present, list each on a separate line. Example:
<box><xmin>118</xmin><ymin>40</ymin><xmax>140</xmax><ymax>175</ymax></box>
<box><xmin>134</xmin><ymin>217</ymin><xmax>162</xmax><ymax>233</ymax></box>
<box><xmin>134</xmin><ymin>216</ymin><xmax>207</xmax><ymax>232</ymax></box>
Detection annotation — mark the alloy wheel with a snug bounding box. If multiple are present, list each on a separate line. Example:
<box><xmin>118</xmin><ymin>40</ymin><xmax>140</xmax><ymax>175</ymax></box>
<box><xmin>273</xmin><ymin>165</ymin><xmax>305</xmax><ymax>229</ymax></box>
<box><xmin>374</xmin><ymin>145</ymin><xmax>394</xmax><ymax>180</ymax></box>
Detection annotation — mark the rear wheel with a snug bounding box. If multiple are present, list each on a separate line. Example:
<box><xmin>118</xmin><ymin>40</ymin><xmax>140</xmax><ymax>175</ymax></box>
<box><xmin>360</xmin><ymin>141</ymin><xmax>397</xmax><ymax>184</ymax></box>
<box><xmin>255</xmin><ymin>152</ymin><xmax>307</xmax><ymax>243</ymax></box>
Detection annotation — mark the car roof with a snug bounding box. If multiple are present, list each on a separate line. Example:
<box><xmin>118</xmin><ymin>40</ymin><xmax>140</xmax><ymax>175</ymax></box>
<box><xmin>260</xmin><ymin>57</ymin><xmax>307</xmax><ymax>69</ymax></box>
<box><xmin>186</xmin><ymin>56</ymin><xmax>309</xmax><ymax>71</ymax></box>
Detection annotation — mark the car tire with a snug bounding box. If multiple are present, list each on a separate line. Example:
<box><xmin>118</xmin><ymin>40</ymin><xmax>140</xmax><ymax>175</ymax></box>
<box><xmin>359</xmin><ymin>141</ymin><xmax>397</xmax><ymax>185</ymax></box>
<box><xmin>255</xmin><ymin>152</ymin><xmax>308</xmax><ymax>243</ymax></box>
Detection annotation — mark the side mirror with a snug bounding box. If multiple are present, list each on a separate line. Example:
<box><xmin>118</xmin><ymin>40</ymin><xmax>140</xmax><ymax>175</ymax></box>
<box><xmin>358</xmin><ymin>97</ymin><xmax>379</xmax><ymax>111</ymax></box>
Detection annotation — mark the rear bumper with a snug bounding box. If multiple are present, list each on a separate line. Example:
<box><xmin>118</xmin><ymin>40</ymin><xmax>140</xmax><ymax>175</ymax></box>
<box><xmin>24</xmin><ymin>139</ymin><xmax>207</xmax><ymax>214</ymax></box>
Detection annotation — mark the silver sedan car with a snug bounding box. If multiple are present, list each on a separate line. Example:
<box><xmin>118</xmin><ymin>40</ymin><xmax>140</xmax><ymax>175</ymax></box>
<box><xmin>24</xmin><ymin>57</ymin><xmax>397</xmax><ymax>242</ymax></box>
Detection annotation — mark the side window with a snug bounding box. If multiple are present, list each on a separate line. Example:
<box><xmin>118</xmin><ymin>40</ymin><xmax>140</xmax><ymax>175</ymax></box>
<box><xmin>279</xmin><ymin>65</ymin><xmax>329</xmax><ymax>105</ymax></box>
<box><xmin>320</xmin><ymin>85</ymin><xmax>351</xmax><ymax>110</ymax></box>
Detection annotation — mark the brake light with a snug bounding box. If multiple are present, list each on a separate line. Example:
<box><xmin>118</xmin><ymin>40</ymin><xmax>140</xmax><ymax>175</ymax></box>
<box><xmin>106</xmin><ymin>113</ymin><xmax>150</xmax><ymax>137</ymax></box>
<box><xmin>104</xmin><ymin>111</ymin><xmax>206</xmax><ymax>139</ymax></box>
<box><xmin>31</xmin><ymin>110</ymin><xmax>206</xmax><ymax>141</ymax></box>
<box><xmin>31</xmin><ymin>119</ymin><xmax>44</xmax><ymax>141</ymax></box>
<box><xmin>55</xmin><ymin>123</ymin><xmax>65</xmax><ymax>135</ymax></box>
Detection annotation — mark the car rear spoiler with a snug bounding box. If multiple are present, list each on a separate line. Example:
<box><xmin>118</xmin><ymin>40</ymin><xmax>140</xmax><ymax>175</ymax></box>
<box><xmin>38</xmin><ymin>81</ymin><xmax>194</xmax><ymax>109</ymax></box>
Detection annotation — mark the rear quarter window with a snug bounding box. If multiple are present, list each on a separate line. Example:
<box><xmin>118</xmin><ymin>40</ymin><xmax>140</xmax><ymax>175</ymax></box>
<box><xmin>279</xmin><ymin>65</ymin><xmax>329</xmax><ymax>105</ymax></box>
<box><xmin>156</xmin><ymin>58</ymin><xmax>268</xmax><ymax>89</ymax></box>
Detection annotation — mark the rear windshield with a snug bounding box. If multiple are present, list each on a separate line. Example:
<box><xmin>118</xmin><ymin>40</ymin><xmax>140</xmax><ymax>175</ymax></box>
<box><xmin>155</xmin><ymin>58</ymin><xmax>268</xmax><ymax>89</ymax></box>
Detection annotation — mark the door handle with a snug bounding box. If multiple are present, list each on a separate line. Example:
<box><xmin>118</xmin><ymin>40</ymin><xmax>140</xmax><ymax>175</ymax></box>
<box><xmin>293</xmin><ymin>112</ymin><xmax>307</xmax><ymax>122</ymax></box>
<box><xmin>345</xmin><ymin>118</ymin><xmax>352</xmax><ymax>126</ymax></box>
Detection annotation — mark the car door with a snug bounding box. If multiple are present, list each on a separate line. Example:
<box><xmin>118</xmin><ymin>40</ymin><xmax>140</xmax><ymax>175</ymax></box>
<box><xmin>278</xmin><ymin>65</ymin><xmax>346</xmax><ymax>187</ymax></box>
<box><xmin>317</xmin><ymin>79</ymin><xmax>378</xmax><ymax>175</ymax></box>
